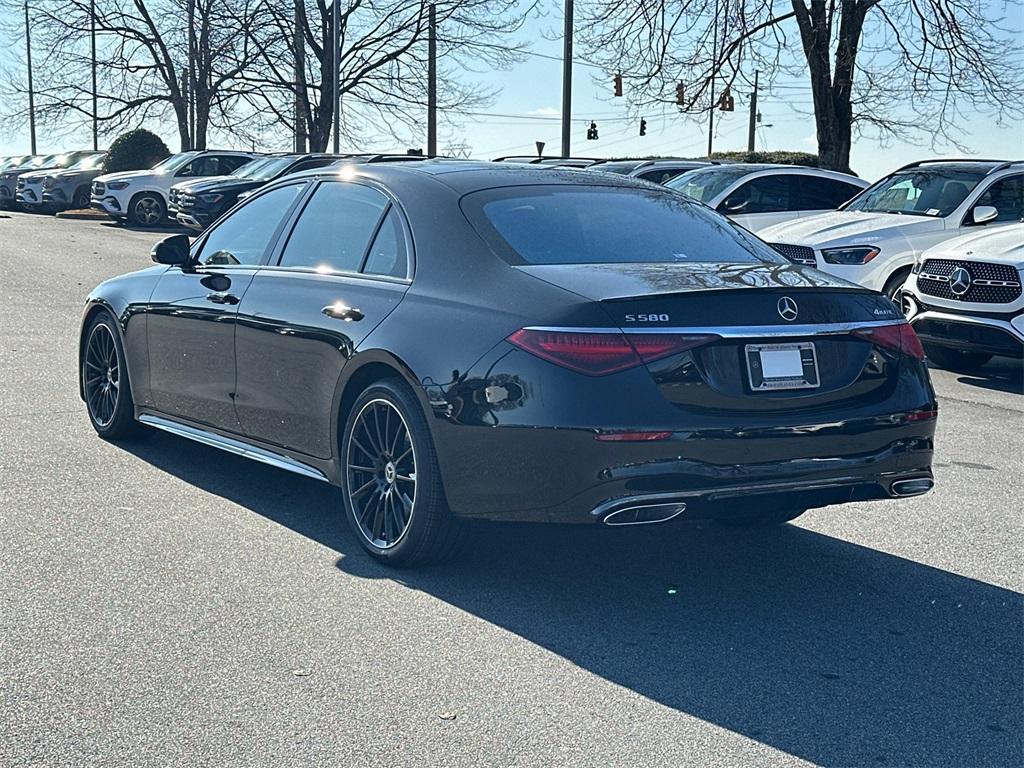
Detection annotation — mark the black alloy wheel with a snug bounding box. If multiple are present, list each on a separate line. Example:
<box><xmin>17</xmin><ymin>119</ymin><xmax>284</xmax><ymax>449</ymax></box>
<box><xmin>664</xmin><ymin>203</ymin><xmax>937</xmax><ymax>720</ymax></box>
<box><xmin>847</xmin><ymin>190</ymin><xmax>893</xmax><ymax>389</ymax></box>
<box><xmin>341</xmin><ymin>380</ymin><xmax>461</xmax><ymax>566</ymax></box>
<box><xmin>73</xmin><ymin>186</ymin><xmax>91</xmax><ymax>210</ymax></box>
<box><xmin>128</xmin><ymin>192</ymin><xmax>165</xmax><ymax>227</ymax></box>
<box><xmin>82</xmin><ymin>314</ymin><xmax>138</xmax><ymax>438</ymax></box>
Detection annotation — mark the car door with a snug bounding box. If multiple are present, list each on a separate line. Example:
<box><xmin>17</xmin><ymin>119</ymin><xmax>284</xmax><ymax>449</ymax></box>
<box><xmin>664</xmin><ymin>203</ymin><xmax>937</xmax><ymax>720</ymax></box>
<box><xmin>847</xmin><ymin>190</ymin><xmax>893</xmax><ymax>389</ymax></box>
<box><xmin>233</xmin><ymin>179</ymin><xmax>412</xmax><ymax>459</ymax></box>
<box><xmin>146</xmin><ymin>182</ymin><xmax>308</xmax><ymax>431</ymax></box>
<box><xmin>961</xmin><ymin>173</ymin><xmax>1024</xmax><ymax>232</ymax></box>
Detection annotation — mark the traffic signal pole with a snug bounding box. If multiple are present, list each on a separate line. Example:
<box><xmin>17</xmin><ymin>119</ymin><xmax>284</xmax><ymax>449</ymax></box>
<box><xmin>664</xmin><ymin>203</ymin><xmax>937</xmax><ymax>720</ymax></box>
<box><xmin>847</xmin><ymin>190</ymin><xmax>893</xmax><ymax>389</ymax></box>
<box><xmin>747</xmin><ymin>70</ymin><xmax>759</xmax><ymax>152</ymax></box>
<box><xmin>560</xmin><ymin>0</ymin><xmax>573</xmax><ymax>158</ymax></box>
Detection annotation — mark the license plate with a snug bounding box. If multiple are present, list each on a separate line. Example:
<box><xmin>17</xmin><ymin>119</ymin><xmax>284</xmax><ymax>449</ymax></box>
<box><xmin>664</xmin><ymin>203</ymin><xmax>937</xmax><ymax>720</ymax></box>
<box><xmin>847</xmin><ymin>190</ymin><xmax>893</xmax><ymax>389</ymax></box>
<box><xmin>745</xmin><ymin>342</ymin><xmax>820</xmax><ymax>391</ymax></box>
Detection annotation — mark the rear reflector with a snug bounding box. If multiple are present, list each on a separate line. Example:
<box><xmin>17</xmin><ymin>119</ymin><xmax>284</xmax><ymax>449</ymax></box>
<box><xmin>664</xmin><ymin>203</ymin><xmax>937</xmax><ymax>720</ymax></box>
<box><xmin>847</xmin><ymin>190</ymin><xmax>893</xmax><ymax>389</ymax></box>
<box><xmin>853</xmin><ymin>322</ymin><xmax>925</xmax><ymax>360</ymax></box>
<box><xmin>507</xmin><ymin>329</ymin><xmax>717</xmax><ymax>376</ymax></box>
<box><xmin>594</xmin><ymin>431</ymin><xmax>673</xmax><ymax>442</ymax></box>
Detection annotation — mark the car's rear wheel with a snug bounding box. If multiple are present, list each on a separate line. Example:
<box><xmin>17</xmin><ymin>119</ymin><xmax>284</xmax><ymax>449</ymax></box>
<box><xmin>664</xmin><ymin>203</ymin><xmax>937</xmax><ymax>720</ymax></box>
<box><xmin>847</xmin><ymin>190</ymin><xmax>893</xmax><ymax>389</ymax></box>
<box><xmin>127</xmin><ymin>192</ymin><xmax>165</xmax><ymax>226</ymax></box>
<box><xmin>341</xmin><ymin>379</ymin><xmax>461</xmax><ymax>566</ymax></box>
<box><xmin>716</xmin><ymin>508</ymin><xmax>807</xmax><ymax>527</ymax></box>
<box><xmin>923</xmin><ymin>343</ymin><xmax>992</xmax><ymax>373</ymax></box>
<box><xmin>82</xmin><ymin>313</ymin><xmax>139</xmax><ymax>439</ymax></box>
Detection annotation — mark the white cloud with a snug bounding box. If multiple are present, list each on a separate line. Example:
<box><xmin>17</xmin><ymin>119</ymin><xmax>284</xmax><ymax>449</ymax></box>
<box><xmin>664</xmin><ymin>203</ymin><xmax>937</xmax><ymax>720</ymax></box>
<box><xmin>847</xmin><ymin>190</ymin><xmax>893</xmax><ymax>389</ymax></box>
<box><xmin>527</xmin><ymin>107</ymin><xmax>561</xmax><ymax>117</ymax></box>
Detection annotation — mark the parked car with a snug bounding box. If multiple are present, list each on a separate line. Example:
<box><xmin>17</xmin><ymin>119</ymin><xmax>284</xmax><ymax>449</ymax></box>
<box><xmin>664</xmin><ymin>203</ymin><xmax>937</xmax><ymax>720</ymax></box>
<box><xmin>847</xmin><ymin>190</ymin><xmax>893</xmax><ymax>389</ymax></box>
<box><xmin>589</xmin><ymin>158</ymin><xmax>714</xmax><ymax>184</ymax></box>
<box><xmin>760</xmin><ymin>159</ymin><xmax>1024</xmax><ymax>298</ymax></box>
<box><xmin>90</xmin><ymin>149</ymin><xmax>258</xmax><ymax>226</ymax></box>
<box><xmin>665</xmin><ymin>163</ymin><xmax>868</xmax><ymax>234</ymax></box>
<box><xmin>170</xmin><ymin>153</ymin><xmax>346</xmax><ymax>231</ymax></box>
<box><xmin>899</xmin><ymin>223</ymin><xmax>1023</xmax><ymax>372</ymax></box>
<box><xmin>2</xmin><ymin>151</ymin><xmax>94</xmax><ymax>209</ymax></box>
<box><xmin>38</xmin><ymin>152</ymin><xmax>108</xmax><ymax>211</ymax></box>
<box><xmin>79</xmin><ymin>159</ymin><xmax>936</xmax><ymax>567</ymax></box>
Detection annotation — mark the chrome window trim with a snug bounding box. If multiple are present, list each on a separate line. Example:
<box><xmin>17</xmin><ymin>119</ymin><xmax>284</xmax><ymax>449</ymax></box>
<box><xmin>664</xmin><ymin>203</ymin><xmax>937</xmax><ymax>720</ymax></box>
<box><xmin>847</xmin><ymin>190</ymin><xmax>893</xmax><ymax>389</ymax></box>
<box><xmin>524</xmin><ymin>319</ymin><xmax>905</xmax><ymax>338</ymax></box>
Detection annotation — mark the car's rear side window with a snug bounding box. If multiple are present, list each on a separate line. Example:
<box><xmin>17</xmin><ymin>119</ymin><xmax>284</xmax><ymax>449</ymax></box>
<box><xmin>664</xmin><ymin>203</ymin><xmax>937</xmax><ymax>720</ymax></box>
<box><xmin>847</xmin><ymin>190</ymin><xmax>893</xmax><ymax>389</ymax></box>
<box><xmin>462</xmin><ymin>185</ymin><xmax>784</xmax><ymax>266</ymax></box>
<box><xmin>278</xmin><ymin>181</ymin><xmax>389</xmax><ymax>273</ymax></box>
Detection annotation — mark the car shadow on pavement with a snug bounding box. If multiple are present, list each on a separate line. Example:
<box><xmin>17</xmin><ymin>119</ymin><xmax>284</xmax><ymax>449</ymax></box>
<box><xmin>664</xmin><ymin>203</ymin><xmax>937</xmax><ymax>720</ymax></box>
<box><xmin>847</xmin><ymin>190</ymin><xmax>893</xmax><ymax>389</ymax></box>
<box><xmin>99</xmin><ymin>220</ymin><xmax>191</xmax><ymax>236</ymax></box>
<box><xmin>950</xmin><ymin>359</ymin><xmax>1024</xmax><ymax>396</ymax></box>
<box><xmin>121</xmin><ymin>430</ymin><xmax>1023</xmax><ymax>768</ymax></box>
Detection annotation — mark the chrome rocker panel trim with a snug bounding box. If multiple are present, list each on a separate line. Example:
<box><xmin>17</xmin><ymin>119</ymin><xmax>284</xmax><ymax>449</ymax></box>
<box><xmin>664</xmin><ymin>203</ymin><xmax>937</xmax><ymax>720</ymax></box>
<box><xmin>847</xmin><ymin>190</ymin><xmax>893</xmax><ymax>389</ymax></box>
<box><xmin>137</xmin><ymin>414</ymin><xmax>330</xmax><ymax>483</ymax></box>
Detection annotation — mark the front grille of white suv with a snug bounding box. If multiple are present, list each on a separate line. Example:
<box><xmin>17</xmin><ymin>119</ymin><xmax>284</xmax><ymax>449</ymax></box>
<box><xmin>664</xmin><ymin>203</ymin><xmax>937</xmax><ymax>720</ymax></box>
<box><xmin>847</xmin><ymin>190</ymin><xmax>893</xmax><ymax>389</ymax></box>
<box><xmin>918</xmin><ymin>259</ymin><xmax>1022</xmax><ymax>304</ymax></box>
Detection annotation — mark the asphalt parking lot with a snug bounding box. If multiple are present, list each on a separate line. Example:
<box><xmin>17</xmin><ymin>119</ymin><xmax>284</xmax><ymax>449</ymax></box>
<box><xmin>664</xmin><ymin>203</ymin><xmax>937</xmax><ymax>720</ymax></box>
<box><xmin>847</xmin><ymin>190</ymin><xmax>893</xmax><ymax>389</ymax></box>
<box><xmin>1</xmin><ymin>210</ymin><xmax>1021</xmax><ymax>768</ymax></box>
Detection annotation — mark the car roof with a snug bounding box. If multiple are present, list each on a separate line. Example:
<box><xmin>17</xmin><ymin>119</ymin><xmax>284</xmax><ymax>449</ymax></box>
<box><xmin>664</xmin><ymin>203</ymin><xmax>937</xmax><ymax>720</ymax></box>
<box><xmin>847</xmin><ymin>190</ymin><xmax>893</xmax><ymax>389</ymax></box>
<box><xmin>286</xmin><ymin>158</ymin><xmax>672</xmax><ymax>195</ymax></box>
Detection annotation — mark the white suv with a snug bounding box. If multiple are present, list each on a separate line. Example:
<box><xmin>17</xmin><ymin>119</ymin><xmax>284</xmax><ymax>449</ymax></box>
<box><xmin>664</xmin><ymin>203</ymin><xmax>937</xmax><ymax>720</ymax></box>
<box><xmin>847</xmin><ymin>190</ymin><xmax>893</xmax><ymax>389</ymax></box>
<box><xmin>665</xmin><ymin>163</ymin><xmax>868</xmax><ymax>233</ymax></box>
<box><xmin>90</xmin><ymin>150</ymin><xmax>256</xmax><ymax>226</ymax></box>
<box><xmin>759</xmin><ymin>160</ymin><xmax>1024</xmax><ymax>297</ymax></box>
<box><xmin>899</xmin><ymin>223</ymin><xmax>1023</xmax><ymax>372</ymax></box>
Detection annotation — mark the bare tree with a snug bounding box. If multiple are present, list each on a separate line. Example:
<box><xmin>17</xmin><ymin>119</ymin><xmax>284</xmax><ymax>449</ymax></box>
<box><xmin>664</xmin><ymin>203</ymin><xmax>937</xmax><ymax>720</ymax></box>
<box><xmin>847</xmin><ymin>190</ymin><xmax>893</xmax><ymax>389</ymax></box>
<box><xmin>234</xmin><ymin>0</ymin><xmax>533</xmax><ymax>152</ymax></box>
<box><xmin>576</xmin><ymin>1</ymin><xmax>1024</xmax><ymax>171</ymax></box>
<box><xmin>0</xmin><ymin>0</ymin><xmax>266</xmax><ymax>150</ymax></box>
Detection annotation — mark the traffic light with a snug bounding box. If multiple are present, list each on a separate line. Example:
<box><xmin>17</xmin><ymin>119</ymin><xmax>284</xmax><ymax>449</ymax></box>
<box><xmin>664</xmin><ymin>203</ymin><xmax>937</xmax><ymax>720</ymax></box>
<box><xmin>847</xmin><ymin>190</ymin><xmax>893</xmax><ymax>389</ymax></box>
<box><xmin>639</xmin><ymin>118</ymin><xmax>647</xmax><ymax>136</ymax></box>
<box><xmin>613</xmin><ymin>73</ymin><xmax>623</xmax><ymax>97</ymax></box>
<box><xmin>675</xmin><ymin>82</ymin><xmax>685</xmax><ymax>106</ymax></box>
<box><xmin>718</xmin><ymin>87</ymin><xmax>735</xmax><ymax>112</ymax></box>
<box><xmin>586</xmin><ymin>121</ymin><xmax>599</xmax><ymax>140</ymax></box>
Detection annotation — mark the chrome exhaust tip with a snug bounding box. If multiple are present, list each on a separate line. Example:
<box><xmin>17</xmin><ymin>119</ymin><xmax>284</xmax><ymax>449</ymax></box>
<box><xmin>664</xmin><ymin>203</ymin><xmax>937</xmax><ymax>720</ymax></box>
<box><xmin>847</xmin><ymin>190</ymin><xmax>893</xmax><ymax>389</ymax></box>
<box><xmin>603</xmin><ymin>502</ymin><xmax>687</xmax><ymax>526</ymax></box>
<box><xmin>890</xmin><ymin>478</ymin><xmax>934</xmax><ymax>497</ymax></box>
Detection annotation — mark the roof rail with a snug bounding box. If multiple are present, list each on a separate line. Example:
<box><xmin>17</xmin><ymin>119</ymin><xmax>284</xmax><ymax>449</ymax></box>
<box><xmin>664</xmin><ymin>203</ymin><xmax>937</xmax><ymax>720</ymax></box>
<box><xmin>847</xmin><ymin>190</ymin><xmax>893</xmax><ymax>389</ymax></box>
<box><xmin>891</xmin><ymin>158</ymin><xmax>1009</xmax><ymax>173</ymax></box>
<box><xmin>492</xmin><ymin>155</ymin><xmax>603</xmax><ymax>164</ymax></box>
<box><xmin>987</xmin><ymin>160</ymin><xmax>1024</xmax><ymax>174</ymax></box>
<box><xmin>362</xmin><ymin>154</ymin><xmax>448</xmax><ymax>163</ymax></box>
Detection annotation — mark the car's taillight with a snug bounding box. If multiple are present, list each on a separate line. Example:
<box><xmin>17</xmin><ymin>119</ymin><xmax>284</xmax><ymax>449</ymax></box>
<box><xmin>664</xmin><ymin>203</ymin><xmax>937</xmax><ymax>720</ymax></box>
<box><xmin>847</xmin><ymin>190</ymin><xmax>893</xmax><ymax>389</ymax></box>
<box><xmin>506</xmin><ymin>329</ymin><xmax>717</xmax><ymax>376</ymax></box>
<box><xmin>853</xmin><ymin>322</ymin><xmax>925</xmax><ymax>360</ymax></box>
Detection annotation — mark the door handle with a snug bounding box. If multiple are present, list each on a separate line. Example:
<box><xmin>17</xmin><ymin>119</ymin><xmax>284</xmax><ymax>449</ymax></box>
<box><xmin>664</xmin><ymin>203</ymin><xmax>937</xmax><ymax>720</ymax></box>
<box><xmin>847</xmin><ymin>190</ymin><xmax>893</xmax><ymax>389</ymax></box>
<box><xmin>206</xmin><ymin>293</ymin><xmax>240</xmax><ymax>305</ymax></box>
<box><xmin>322</xmin><ymin>303</ymin><xmax>364</xmax><ymax>322</ymax></box>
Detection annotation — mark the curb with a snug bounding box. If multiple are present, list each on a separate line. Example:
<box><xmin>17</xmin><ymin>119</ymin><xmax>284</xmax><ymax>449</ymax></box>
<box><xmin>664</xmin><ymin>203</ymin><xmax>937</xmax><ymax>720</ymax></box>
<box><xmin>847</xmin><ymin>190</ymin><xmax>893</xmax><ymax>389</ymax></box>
<box><xmin>55</xmin><ymin>209</ymin><xmax>112</xmax><ymax>221</ymax></box>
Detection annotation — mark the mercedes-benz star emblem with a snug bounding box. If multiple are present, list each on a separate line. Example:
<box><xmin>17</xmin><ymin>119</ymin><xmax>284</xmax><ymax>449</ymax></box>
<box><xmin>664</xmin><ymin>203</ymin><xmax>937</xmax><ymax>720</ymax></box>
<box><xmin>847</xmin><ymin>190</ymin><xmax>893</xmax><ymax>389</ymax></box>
<box><xmin>949</xmin><ymin>267</ymin><xmax>972</xmax><ymax>297</ymax></box>
<box><xmin>777</xmin><ymin>296</ymin><xmax>799</xmax><ymax>321</ymax></box>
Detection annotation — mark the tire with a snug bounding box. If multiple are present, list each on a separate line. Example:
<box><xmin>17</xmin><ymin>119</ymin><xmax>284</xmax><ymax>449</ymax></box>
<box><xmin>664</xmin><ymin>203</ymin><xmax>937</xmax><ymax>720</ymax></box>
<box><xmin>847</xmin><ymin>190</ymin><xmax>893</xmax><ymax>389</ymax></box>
<box><xmin>82</xmin><ymin>312</ymin><xmax>140</xmax><ymax>439</ymax></box>
<box><xmin>882</xmin><ymin>267</ymin><xmax>912</xmax><ymax>300</ymax></box>
<box><xmin>340</xmin><ymin>378</ymin><xmax>461</xmax><ymax>567</ymax></box>
<box><xmin>923</xmin><ymin>343</ymin><xmax>992</xmax><ymax>373</ymax></box>
<box><xmin>72</xmin><ymin>185</ymin><xmax>91</xmax><ymax>210</ymax></box>
<box><xmin>716</xmin><ymin>508</ymin><xmax>807</xmax><ymax>528</ymax></box>
<box><xmin>127</xmin><ymin>192</ymin><xmax>165</xmax><ymax>227</ymax></box>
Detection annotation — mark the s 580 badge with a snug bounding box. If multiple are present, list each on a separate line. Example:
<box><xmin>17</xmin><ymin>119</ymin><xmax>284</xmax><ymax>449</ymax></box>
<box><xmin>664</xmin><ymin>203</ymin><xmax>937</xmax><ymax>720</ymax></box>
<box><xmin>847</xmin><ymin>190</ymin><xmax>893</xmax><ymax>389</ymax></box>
<box><xmin>624</xmin><ymin>313</ymin><xmax>670</xmax><ymax>322</ymax></box>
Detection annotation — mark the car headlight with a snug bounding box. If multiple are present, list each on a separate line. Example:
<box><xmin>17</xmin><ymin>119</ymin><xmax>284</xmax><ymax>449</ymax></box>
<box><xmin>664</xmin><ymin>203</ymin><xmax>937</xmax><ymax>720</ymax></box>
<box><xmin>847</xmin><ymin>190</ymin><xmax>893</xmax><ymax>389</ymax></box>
<box><xmin>107</xmin><ymin>181</ymin><xmax>130</xmax><ymax>190</ymax></box>
<box><xmin>821</xmin><ymin>246</ymin><xmax>880</xmax><ymax>265</ymax></box>
<box><xmin>199</xmin><ymin>193</ymin><xmax>223</xmax><ymax>203</ymax></box>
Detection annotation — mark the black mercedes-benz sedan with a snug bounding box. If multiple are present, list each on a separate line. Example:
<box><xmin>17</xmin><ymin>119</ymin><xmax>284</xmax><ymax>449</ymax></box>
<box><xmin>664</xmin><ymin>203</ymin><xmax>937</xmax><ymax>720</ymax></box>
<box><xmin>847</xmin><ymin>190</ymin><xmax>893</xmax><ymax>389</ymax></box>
<box><xmin>79</xmin><ymin>159</ymin><xmax>937</xmax><ymax>566</ymax></box>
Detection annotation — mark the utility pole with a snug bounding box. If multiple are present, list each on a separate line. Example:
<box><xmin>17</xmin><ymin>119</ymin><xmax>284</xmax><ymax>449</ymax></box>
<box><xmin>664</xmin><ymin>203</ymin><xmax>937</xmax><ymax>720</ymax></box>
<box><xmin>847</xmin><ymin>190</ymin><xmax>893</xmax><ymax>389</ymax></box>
<box><xmin>90</xmin><ymin>0</ymin><xmax>98</xmax><ymax>150</ymax></box>
<box><xmin>427</xmin><ymin>3</ymin><xmax>437</xmax><ymax>157</ymax></box>
<box><xmin>332</xmin><ymin>0</ymin><xmax>340</xmax><ymax>153</ymax></box>
<box><xmin>186</xmin><ymin>0</ymin><xmax>195</xmax><ymax>149</ymax></box>
<box><xmin>25</xmin><ymin>1</ymin><xmax>36</xmax><ymax>154</ymax></box>
<box><xmin>747</xmin><ymin>69</ymin><xmax>759</xmax><ymax>152</ymax></box>
<box><xmin>706</xmin><ymin>0</ymin><xmax>719</xmax><ymax>158</ymax></box>
<box><xmin>560</xmin><ymin>0</ymin><xmax>573</xmax><ymax>158</ymax></box>
<box><xmin>293</xmin><ymin>0</ymin><xmax>306</xmax><ymax>152</ymax></box>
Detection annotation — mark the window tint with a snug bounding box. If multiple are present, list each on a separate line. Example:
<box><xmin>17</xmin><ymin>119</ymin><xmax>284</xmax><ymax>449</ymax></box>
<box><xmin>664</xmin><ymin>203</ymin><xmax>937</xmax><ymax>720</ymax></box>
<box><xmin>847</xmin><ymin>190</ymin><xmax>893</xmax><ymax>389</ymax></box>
<box><xmin>974</xmin><ymin>175</ymin><xmax>1024</xmax><ymax>222</ymax></box>
<box><xmin>198</xmin><ymin>183</ymin><xmax>305</xmax><ymax>266</ymax></box>
<box><xmin>793</xmin><ymin>176</ymin><xmax>863</xmax><ymax>210</ymax></box>
<box><xmin>667</xmin><ymin>166</ymin><xmax>752</xmax><ymax>202</ymax></box>
<box><xmin>288</xmin><ymin>158</ymin><xmax>341</xmax><ymax>175</ymax></box>
<box><xmin>218</xmin><ymin>155</ymin><xmax>251</xmax><ymax>174</ymax></box>
<box><xmin>464</xmin><ymin>185</ymin><xmax>784</xmax><ymax>266</ymax></box>
<box><xmin>279</xmin><ymin>181</ymin><xmax>388</xmax><ymax>273</ymax></box>
<box><xmin>720</xmin><ymin>175</ymin><xmax>791</xmax><ymax>214</ymax></box>
<box><xmin>363</xmin><ymin>207</ymin><xmax>408</xmax><ymax>278</ymax></box>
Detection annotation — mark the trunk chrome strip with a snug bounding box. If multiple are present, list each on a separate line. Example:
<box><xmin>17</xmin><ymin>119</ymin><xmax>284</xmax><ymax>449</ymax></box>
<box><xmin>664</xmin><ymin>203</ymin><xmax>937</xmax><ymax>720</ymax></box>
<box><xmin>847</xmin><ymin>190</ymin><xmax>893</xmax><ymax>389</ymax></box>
<box><xmin>138</xmin><ymin>414</ymin><xmax>330</xmax><ymax>483</ymax></box>
<box><xmin>525</xmin><ymin>320</ymin><xmax>905</xmax><ymax>338</ymax></box>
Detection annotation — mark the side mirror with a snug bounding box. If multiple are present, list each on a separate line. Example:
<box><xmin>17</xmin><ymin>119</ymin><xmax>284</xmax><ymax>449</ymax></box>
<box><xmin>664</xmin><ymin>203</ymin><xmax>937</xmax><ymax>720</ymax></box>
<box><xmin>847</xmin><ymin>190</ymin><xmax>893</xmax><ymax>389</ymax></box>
<box><xmin>720</xmin><ymin>196</ymin><xmax>749</xmax><ymax>214</ymax></box>
<box><xmin>972</xmin><ymin>205</ymin><xmax>998</xmax><ymax>225</ymax></box>
<box><xmin>151</xmin><ymin>234</ymin><xmax>192</xmax><ymax>265</ymax></box>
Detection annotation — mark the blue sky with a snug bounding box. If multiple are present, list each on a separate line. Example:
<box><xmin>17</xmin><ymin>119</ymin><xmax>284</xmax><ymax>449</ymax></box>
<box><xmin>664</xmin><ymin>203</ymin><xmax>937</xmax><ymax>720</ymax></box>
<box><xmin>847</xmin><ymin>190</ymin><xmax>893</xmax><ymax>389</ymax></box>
<box><xmin>1</xmin><ymin>3</ymin><xmax>1021</xmax><ymax>182</ymax></box>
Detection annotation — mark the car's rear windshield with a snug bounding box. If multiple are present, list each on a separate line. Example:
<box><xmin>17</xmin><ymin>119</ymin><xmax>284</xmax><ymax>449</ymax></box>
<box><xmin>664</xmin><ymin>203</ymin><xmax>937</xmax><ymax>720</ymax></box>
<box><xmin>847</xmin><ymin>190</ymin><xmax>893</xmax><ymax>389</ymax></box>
<box><xmin>462</xmin><ymin>185</ymin><xmax>785</xmax><ymax>266</ymax></box>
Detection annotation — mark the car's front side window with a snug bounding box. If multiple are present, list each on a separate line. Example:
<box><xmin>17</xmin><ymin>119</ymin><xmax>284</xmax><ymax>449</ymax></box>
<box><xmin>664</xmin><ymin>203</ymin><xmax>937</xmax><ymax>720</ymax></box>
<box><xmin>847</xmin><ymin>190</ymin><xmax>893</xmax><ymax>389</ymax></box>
<box><xmin>196</xmin><ymin>183</ymin><xmax>306</xmax><ymax>267</ymax></box>
<box><xmin>973</xmin><ymin>174</ymin><xmax>1024</xmax><ymax>222</ymax></box>
<box><xmin>277</xmin><ymin>181</ymin><xmax>389</xmax><ymax>274</ymax></box>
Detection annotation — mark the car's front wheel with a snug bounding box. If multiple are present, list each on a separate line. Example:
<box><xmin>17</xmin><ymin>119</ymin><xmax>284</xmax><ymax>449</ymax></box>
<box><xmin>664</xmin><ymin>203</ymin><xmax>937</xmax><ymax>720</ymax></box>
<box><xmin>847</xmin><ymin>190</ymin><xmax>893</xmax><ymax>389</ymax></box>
<box><xmin>127</xmin><ymin>192</ymin><xmax>165</xmax><ymax>227</ymax></box>
<box><xmin>72</xmin><ymin>185</ymin><xmax>91</xmax><ymax>210</ymax></box>
<box><xmin>82</xmin><ymin>313</ymin><xmax>139</xmax><ymax>439</ymax></box>
<box><xmin>340</xmin><ymin>379</ymin><xmax>461</xmax><ymax>566</ymax></box>
<box><xmin>923</xmin><ymin>343</ymin><xmax>992</xmax><ymax>373</ymax></box>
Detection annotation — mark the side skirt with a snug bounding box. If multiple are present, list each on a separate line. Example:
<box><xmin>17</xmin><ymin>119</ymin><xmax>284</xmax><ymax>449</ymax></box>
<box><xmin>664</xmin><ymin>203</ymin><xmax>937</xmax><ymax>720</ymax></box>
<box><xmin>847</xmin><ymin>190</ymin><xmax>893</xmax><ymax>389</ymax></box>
<box><xmin>137</xmin><ymin>413</ymin><xmax>331</xmax><ymax>484</ymax></box>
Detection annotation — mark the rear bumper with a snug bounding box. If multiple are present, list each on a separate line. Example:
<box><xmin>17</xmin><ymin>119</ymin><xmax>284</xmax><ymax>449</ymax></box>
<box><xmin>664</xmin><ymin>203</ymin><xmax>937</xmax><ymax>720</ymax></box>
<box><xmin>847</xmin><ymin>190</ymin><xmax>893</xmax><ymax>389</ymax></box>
<box><xmin>436</xmin><ymin>415</ymin><xmax>936</xmax><ymax>523</ymax></box>
<box><xmin>910</xmin><ymin>309</ymin><xmax>1024</xmax><ymax>358</ymax></box>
